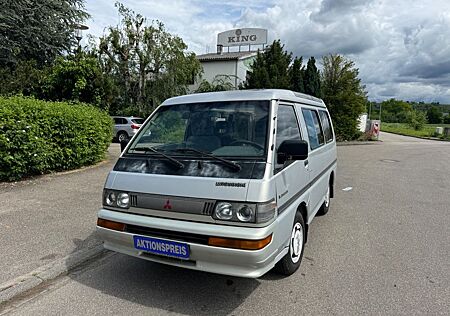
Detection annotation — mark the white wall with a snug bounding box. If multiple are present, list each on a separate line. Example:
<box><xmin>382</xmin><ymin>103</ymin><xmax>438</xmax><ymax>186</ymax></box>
<box><xmin>202</xmin><ymin>60</ymin><xmax>237</xmax><ymax>83</ymax></box>
<box><xmin>358</xmin><ymin>113</ymin><xmax>368</xmax><ymax>132</ymax></box>
<box><xmin>188</xmin><ymin>60</ymin><xmax>236</xmax><ymax>92</ymax></box>
<box><xmin>188</xmin><ymin>56</ymin><xmax>256</xmax><ymax>92</ymax></box>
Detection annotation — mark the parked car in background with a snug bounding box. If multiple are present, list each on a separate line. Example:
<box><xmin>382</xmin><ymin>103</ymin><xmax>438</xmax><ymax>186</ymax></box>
<box><xmin>112</xmin><ymin>116</ymin><xmax>145</xmax><ymax>142</ymax></box>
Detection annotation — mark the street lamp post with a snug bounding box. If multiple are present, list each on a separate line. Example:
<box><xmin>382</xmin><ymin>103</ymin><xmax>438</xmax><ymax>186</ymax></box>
<box><xmin>73</xmin><ymin>24</ymin><xmax>89</xmax><ymax>54</ymax></box>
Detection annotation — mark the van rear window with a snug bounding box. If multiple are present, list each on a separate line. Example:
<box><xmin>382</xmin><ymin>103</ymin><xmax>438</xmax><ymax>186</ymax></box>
<box><xmin>319</xmin><ymin>110</ymin><xmax>333</xmax><ymax>142</ymax></box>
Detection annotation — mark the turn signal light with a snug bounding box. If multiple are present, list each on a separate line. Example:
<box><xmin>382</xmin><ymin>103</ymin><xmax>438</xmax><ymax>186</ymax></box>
<box><xmin>208</xmin><ymin>234</ymin><xmax>272</xmax><ymax>250</ymax></box>
<box><xmin>97</xmin><ymin>218</ymin><xmax>126</xmax><ymax>231</ymax></box>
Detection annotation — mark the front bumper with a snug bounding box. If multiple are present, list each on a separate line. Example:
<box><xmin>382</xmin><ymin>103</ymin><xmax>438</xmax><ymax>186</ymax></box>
<box><xmin>97</xmin><ymin>208</ymin><xmax>288</xmax><ymax>278</ymax></box>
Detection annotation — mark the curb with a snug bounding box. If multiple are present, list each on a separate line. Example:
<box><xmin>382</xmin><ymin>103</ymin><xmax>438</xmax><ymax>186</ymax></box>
<box><xmin>0</xmin><ymin>244</ymin><xmax>106</xmax><ymax>305</ymax></box>
<box><xmin>381</xmin><ymin>131</ymin><xmax>450</xmax><ymax>142</ymax></box>
<box><xmin>336</xmin><ymin>141</ymin><xmax>381</xmax><ymax>146</ymax></box>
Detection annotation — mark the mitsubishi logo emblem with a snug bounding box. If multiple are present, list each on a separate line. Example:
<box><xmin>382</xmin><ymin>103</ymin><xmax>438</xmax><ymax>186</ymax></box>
<box><xmin>163</xmin><ymin>200</ymin><xmax>172</xmax><ymax>210</ymax></box>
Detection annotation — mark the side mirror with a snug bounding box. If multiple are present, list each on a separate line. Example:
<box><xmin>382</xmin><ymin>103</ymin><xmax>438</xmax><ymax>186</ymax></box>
<box><xmin>277</xmin><ymin>140</ymin><xmax>309</xmax><ymax>164</ymax></box>
<box><xmin>120</xmin><ymin>139</ymin><xmax>130</xmax><ymax>152</ymax></box>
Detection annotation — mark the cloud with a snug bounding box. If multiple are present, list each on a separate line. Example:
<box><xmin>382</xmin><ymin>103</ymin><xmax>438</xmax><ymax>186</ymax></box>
<box><xmin>237</xmin><ymin>0</ymin><xmax>450</xmax><ymax>103</ymax></box>
<box><xmin>311</xmin><ymin>0</ymin><xmax>375</xmax><ymax>23</ymax></box>
<box><xmin>85</xmin><ymin>0</ymin><xmax>450</xmax><ymax>103</ymax></box>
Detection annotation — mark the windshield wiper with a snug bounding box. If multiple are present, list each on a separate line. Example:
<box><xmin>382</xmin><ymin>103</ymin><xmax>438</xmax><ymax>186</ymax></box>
<box><xmin>130</xmin><ymin>147</ymin><xmax>185</xmax><ymax>169</ymax></box>
<box><xmin>173</xmin><ymin>148</ymin><xmax>241</xmax><ymax>172</ymax></box>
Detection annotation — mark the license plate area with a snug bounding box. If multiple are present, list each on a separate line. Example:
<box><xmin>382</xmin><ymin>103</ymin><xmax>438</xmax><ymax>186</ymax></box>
<box><xmin>133</xmin><ymin>235</ymin><xmax>190</xmax><ymax>260</ymax></box>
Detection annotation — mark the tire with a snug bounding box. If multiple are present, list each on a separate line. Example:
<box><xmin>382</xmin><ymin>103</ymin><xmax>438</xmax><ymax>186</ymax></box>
<box><xmin>117</xmin><ymin>131</ymin><xmax>129</xmax><ymax>143</ymax></box>
<box><xmin>317</xmin><ymin>183</ymin><xmax>331</xmax><ymax>216</ymax></box>
<box><xmin>275</xmin><ymin>211</ymin><xmax>306</xmax><ymax>276</ymax></box>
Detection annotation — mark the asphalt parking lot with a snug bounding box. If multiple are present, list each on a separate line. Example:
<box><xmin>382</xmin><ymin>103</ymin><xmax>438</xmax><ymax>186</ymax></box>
<box><xmin>1</xmin><ymin>132</ymin><xmax>449</xmax><ymax>315</ymax></box>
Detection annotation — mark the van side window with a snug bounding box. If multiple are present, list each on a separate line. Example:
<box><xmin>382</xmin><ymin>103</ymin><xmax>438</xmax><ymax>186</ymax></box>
<box><xmin>274</xmin><ymin>105</ymin><xmax>301</xmax><ymax>170</ymax></box>
<box><xmin>319</xmin><ymin>110</ymin><xmax>333</xmax><ymax>142</ymax></box>
<box><xmin>302</xmin><ymin>109</ymin><xmax>324</xmax><ymax>150</ymax></box>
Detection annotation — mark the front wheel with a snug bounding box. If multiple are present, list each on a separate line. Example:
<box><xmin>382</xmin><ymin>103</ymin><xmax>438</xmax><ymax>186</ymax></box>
<box><xmin>117</xmin><ymin>131</ymin><xmax>129</xmax><ymax>143</ymax></box>
<box><xmin>275</xmin><ymin>212</ymin><xmax>306</xmax><ymax>276</ymax></box>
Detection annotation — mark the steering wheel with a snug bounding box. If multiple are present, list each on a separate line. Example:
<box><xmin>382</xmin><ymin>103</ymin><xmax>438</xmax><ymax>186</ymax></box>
<box><xmin>229</xmin><ymin>140</ymin><xmax>264</xmax><ymax>150</ymax></box>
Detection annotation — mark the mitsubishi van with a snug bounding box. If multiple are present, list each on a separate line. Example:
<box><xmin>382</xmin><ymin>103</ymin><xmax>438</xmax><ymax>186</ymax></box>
<box><xmin>97</xmin><ymin>89</ymin><xmax>337</xmax><ymax>278</ymax></box>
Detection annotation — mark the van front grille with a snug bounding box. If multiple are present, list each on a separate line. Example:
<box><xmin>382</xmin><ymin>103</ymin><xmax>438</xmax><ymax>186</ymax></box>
<box><xmin>202</xmin><ymin>202</ymin><xmax>215</xmax><ymax>215</ymax></box>
<box><xmin>130</xmin><ymin>194</ymin><xmax>138</xmax><ymax>207</ymax></box>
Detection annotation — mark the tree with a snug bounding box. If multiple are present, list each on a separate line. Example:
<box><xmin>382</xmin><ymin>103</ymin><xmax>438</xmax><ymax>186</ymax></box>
<box><xmin>379</xmin><ymin>99</ymin><xmax>412</xmax><ymax>122</ymax></box>
<box><xmin>44</xmin><ymin>53</ymin><xmax>111</xmax><ymax>109</ymax></box>
<box><xmin>321</xmin><ymin>54</ymin><xmax>367</xmax><ymax>140</ymax></box>
<box><xmin>426</xmin><ymin>106</ymin><xmax>443</xmax><ymax>124</ymax></box>
<box><xmin>0</xmin><ymin>0</ymin><xmax>89</xmax><ymax>67</ymax></box>
<box><xmin>99</xmin><ymin>2</ymin><xmax>201</xmax><ymax>115</ymax></box>
<box><xmin>289</xmin><ymin>57</ymin><xmax>304</xmax><ymax>93</ymax></box>
<box><xmin>244</xmin><ymin>40</ymin><xmax>292</xmax><ymax>89</ymax></box>
<box><xmin>304</xmin><ymin>57</ymin><xmax>321</xmax><ymax>97</ymax></box>
<box><xmin>407</xmin><ymin>110</ymin><xmax>427</xmax><ymax>130</ymax></box>
<box><xmin>0</xmin><ymin>60</ymin><xmax>49</xmax><ymax>98</ymax></box>
<box><xmin>195</xmin><ymin>75</ymin><xmax>235</xmax><ymax>93</ymax></box>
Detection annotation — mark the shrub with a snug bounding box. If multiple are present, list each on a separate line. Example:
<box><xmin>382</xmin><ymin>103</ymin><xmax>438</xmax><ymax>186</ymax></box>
<box><xmin>406</xmin><ymin>110</ymin><xmax>426</xmax><ymax>130</ymax></box>
<box><xmin>0</xmin><ymin>96</ymin><xmax>113</xmax><ymax>181</ymax></box>
<box><xmin>426</xmin><ymin>106</ymin><xmax>443</xmax><ymax>124</ymax></box>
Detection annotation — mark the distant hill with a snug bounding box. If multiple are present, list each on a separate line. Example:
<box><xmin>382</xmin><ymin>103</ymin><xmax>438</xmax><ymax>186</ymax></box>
<box><xmin>409</xmin><ymin>102</ymin><xmax>450</xmax><ymax>114</ymax></box>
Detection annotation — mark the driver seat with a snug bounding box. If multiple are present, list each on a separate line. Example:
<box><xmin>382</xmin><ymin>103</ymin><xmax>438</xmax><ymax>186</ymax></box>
<box><xmin>186</xmin><ymin>113</ymin><xmax>221</xmax><ymax>152</ymax></box>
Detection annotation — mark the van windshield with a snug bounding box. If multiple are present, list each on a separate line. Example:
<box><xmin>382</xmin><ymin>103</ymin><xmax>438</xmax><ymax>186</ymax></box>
<box><xmin>128</xmin><ymin>101</ymin><xmax>269</xmax><ymax>158</ymax></box>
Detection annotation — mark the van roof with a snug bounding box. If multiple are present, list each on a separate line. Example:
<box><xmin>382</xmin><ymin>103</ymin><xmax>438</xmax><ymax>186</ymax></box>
<box><xmin>161</xmin><ymin>89</ymin><xmax>326</xmax><ymax>108</ymax></box>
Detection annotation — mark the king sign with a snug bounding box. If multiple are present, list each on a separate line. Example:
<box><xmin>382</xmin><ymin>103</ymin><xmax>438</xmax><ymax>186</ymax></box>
<box><xmin>217</xmin><ymin>28</ymin><xmax>268</xmax><ymax>47</ymax></box>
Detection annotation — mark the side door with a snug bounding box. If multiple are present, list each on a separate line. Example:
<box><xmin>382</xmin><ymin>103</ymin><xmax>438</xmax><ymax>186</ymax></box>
<box><xmin>299</xmin><ymin>106</ymin><xmax>329</xmax><ymax>216</ymax></box>
<box><xmin>273</xmin><ymin>103</ymin><xmax>310</xmax><ymax>215</ymax></box>
<box><xmin>118</xmin><ymin>118</ymin><xmax>129</xmax><ymax>135</ymax></box>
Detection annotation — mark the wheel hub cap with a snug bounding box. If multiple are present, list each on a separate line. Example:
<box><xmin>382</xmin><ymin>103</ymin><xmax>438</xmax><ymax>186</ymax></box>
<box><xmin>290</xmin><ymin>223</ymin><xmax>303</xmax><ymax>263</ymax></box>
<box><xmin>325</xmin><ymin>186</ymin><xmax>330</xmax><ymax>207</ymax></box>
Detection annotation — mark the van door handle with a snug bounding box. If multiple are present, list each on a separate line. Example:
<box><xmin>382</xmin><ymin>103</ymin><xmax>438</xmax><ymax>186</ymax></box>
<box><xmin>304</xmin><ymin>159</ymin><xmax>309</xmax><ymax>166</ymax></box>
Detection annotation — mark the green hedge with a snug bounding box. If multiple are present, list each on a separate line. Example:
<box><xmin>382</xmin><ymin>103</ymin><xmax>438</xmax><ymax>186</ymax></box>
<box><xmin>0</xmin><ymin>96</ymin><xmax>113</xmax><ymax>181</ymax></box>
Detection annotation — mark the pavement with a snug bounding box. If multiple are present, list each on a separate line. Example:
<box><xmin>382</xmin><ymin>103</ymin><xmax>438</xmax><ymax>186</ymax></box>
<box><xmin>1</xmin><ymin>133</ymin><xmax>449</xmax><ymax>315</ymax></box>
<box><xmin>0</xmin><ymin>144</ymin><xmax>121</xmax><ymax>285</ymax></box>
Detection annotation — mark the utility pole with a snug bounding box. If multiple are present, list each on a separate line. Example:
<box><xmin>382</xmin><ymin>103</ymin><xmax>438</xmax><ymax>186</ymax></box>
<box><xmin>378</xmin><ymin>102</ymin><xmax>382</xmax><ymax>121</ymax></box>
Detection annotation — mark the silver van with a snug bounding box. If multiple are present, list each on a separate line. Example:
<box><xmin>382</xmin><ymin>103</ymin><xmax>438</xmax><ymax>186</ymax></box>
<box><xmin>97</xmin><ymin>90</ymin><xmax>337</xmax><ymax>278</ymax></box>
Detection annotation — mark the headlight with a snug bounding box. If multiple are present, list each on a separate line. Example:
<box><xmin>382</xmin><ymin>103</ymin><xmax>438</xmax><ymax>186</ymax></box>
<box><xmin>237</xmin><ymin>205</ymin><xmax>254</xmax><ymax>222</ymax></box>
<box><xmin>103</xmin><ymin>190</ymin><xmax>130</xmax><ymax>209</ymax></box>
<box><xmin>105</xmin><ymin>192</ymin><xmax>116</xmax><ymax>206</ymax></box>
<box><xmin>215</xmin><ymin>202</ymin><xmax>233</xmax><ymax>220</ymax></box>
<box><xmin>212</xmin><ymin>200</ymin><xmax>275</xmax><ymax>224</ymax></box>
<box><xmin>213</xmin><ymin>202</ymin><xmax>256</xmax><ymax>223</ymax></box>
<box><xmin>117</xmin><ymin>192</ymin><xmax>130</xmax><ymax>208</ymax></box>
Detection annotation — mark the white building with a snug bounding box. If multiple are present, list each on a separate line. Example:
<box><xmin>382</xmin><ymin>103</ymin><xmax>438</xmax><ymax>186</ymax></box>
<box><xmin>190</xmin><ymin>51</ymin><xmax>257</xmax><ymax>91</ymax></box>
<box><xmin>189</xmin><ymin>28</ymin><xmax>267</xmax><ymax>92</ymax></box>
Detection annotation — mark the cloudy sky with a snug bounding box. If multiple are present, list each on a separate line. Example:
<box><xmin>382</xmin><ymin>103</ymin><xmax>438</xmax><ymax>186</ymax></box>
<box><xmin>84</xmin><ymin>0</ymin><xmax>450</xmax><ymax>103</ymax></box>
